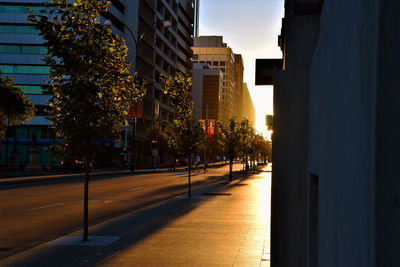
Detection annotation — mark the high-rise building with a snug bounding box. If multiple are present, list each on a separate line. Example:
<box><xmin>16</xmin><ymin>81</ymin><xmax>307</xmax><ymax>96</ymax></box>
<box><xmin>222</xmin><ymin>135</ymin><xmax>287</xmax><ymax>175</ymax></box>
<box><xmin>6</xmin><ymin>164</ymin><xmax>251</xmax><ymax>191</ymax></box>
<box><xmin>234</xmin><ymin>54</ymin><xmax>244</xmax><ymax>120</ymax></box>
<box><xmin>0</xmin><ymin>0</ymin><xmax>195</xmax><ymax>167</ymax></box>
<box><xmin>192</xmin><ymin>63</ymin><xmax>223</xmax><ymax>122</ymax></box>
<box><xmin>242</xmin><ymin>83</ymin><xmax>255</xmax><ymax>126</ymax></box>
<box><xmin>192</xmin><ymin>36</ymin><xmax>236</xmax><ymax>121</ymax></box>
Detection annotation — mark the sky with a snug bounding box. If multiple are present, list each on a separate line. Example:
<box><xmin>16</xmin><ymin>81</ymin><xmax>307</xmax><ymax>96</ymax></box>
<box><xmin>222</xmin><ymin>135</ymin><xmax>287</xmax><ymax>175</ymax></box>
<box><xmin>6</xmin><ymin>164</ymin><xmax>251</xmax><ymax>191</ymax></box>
<box><xmin>198</xmin><ymin>0</ymin><xmax>284</xmax><ymax>136</ymax></box>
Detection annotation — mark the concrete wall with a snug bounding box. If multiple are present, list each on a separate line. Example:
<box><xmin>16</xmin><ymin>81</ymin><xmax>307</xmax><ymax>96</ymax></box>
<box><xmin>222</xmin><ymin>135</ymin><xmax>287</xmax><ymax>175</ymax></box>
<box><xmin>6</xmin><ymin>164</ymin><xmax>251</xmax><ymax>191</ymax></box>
<box><xmin>273</xmin><ymin>0</ymin><xmax>400</xmax><ymax>266</ymax></box>
<box><xmin>308</xmin><ymin>0</ymin><xmax>379</xmax><ymax>266</ymax></box>
<box><xmin>375</xmin><ymin>0</ymin><xmax>400</xmax><ymax>265</ymax></box>
<box><xmin>272</xmin><ymin>13</ymin><xmax>321</xmax><ymax>267</ymax></box>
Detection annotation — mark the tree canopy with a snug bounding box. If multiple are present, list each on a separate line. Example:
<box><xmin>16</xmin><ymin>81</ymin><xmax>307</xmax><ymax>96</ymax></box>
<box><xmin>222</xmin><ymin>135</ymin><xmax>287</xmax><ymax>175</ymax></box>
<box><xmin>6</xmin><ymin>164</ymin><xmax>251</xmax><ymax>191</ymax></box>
<box><xmin>161</xmin><ymin>72</ymin><xmax>203</xmax><ymax>197</ymax></box>
<box><xmin>28</xmin><ymin>0</ymin><xmax>146</xmax><ymax>241</ymax></box>
<box><xmin>161</xmin><ymin>73</ymin><xmax>203</xmax><ymax>158</ymax></box>
<box><xmin>28</xmin><ymin>0</ymin><xmax>145</xmax><ymax>161</ymax></box>
<box><xmin>0</xmin><ymin>72</ymin><xmax>35</xmax><ymax>138</ymax></box>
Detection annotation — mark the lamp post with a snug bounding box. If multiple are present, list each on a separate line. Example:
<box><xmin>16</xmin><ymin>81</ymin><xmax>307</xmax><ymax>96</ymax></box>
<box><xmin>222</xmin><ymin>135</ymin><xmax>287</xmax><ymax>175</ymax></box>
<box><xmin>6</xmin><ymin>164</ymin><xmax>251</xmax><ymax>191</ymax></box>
<box><xmin>104</xmin><ymin>19</ymin><xmax>171</xmax><ymax>172</ymax></box>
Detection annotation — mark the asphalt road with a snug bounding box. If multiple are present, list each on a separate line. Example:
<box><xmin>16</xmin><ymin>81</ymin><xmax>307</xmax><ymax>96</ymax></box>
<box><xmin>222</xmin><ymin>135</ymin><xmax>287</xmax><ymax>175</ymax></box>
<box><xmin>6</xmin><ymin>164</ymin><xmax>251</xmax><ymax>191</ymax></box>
<box><xmin>0</xmin><ymin>163</ymin><xmax>244</xmax><ymax>260</ymax></box>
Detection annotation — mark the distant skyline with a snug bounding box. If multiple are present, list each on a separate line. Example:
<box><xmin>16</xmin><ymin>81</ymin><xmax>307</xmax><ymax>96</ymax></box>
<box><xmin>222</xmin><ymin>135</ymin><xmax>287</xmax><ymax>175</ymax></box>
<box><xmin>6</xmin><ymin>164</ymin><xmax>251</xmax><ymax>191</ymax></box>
<box><xmin>198</xmin><ymin>0</ymin><xmax>284</xmax><ymax>136</ymax></box>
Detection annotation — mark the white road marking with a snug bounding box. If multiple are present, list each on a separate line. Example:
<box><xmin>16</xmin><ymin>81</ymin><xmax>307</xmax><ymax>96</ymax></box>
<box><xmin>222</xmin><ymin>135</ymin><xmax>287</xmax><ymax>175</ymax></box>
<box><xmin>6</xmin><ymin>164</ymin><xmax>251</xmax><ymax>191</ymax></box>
<box><xmin>129</xmin><ymin>187</ymin><xmax>145</xmax><ymax>192</ymax></box>
<box><xmin>27</xmin><ymin>203</ymin><xmax>64</xmax><ymax>211</ymax></box>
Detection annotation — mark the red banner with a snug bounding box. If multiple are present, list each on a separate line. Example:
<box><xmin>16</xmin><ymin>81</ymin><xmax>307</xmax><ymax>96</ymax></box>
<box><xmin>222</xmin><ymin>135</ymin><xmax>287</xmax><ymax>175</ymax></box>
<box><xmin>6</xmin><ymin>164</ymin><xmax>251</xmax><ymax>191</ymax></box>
<box><xmin>128</xmin><ymin>101</ymin><xmax>143</xmax><ymax>119</ymax></box>
<box><xmin>199</xmin><ymin>119</ymin><xmax>215</xmax><ymax>138</ymax></box>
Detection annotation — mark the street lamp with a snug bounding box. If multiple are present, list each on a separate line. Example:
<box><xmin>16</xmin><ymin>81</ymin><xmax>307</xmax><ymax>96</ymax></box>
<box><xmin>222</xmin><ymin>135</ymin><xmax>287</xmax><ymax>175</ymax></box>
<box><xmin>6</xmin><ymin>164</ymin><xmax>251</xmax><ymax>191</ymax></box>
<box><xmin>104</xmin><ymin>19</ymin><xmax>171</xmax><ymax>172</ymax></box>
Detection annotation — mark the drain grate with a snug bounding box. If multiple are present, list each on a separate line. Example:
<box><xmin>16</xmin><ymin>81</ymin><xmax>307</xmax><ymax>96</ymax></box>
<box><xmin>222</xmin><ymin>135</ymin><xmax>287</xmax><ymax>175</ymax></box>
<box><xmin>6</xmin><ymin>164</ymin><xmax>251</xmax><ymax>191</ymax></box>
<box><xmin>203</xmin><ymin>192</ymin><xmax>232</xmax><ymax>196</ymax></box>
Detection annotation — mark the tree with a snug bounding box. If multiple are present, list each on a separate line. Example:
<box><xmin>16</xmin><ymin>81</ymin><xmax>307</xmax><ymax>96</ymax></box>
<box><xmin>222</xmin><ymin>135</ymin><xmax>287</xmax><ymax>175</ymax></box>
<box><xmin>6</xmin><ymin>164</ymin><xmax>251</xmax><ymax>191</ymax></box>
<box><xmin>28</xmin><ymin>0</ymin><xmax>145</xmax><ymax>241</ymax></box>
<box><xmin>161</xmin><ymin>73</ymin><xmax>202</xmax><ymax>197</ymax></box>
<box><xmin>141</xmin><ymin>123</ymin><xmax>169</xmax><ymax>164</ymax></box>
<box><xmin>258</xmin><ymin>136</ymin><xmax>272</xmax><ymax>164</ymax></box>
<box><xmin>205</xmin><ymin>122</ymin><xmax>224</xmax><ymax>161</ymax></box>
<box><xmin>0</xmin><ymin>72</ymin><xmax>35</xmax><ymax>166</ymax></box>
<box><xmin>219</xmin><ymin>118</ymin><xmax>242</xmax><ymax>181</ymax></box>
<box><xmin>237</xmin><ymin>119</ymin><xmax>252</xmax><ymax>174</ymax></box>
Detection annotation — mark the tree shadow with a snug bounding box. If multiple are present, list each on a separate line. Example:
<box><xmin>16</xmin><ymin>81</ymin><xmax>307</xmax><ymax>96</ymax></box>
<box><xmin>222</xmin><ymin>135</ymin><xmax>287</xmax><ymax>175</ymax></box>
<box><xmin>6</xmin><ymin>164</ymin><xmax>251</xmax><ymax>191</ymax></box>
<box><xmin>2</xmin><ymin>169</ymin><xmax>262</xmax><ymax>266</ymax></box>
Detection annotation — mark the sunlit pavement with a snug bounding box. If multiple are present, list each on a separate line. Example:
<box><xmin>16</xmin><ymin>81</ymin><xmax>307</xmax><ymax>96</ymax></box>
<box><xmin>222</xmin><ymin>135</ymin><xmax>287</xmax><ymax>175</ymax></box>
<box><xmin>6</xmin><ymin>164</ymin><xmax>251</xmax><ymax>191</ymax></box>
<box><xmin>0</xmin><ymin>165</ymin><xmax>271</xmax><ymax>267</ymax></box>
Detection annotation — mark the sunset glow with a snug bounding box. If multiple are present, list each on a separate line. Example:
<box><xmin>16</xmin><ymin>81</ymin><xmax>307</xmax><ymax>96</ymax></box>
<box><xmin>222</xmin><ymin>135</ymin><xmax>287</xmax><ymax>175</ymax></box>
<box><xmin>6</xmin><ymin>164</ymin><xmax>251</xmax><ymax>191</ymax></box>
<box><xmin>199</xmin><ymin>0</ymin><xmax>284</xmax><ymax>136</ymax></box>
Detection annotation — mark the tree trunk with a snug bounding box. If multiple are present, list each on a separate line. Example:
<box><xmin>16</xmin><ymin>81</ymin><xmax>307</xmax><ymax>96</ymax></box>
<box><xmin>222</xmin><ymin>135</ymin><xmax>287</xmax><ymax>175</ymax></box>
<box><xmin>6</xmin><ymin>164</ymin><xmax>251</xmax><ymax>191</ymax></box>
<box><xmin>229</xmin><ymin>155</ymin><xmax>233</xmax><ymax>181</ymax></box>
<box><xmin>5</xmin><ymin>120</ymin><xmax>9</xmax><ymax>167</ymax></box>
<box><xmin>82</xmin><ymin>167</ymin><xmax>90</xmax><ymax>241</ymax></box>
<box><xmin>188</xmin><ymin>153</ymin><xmax>192</xmax><ymax>198</ymax></box>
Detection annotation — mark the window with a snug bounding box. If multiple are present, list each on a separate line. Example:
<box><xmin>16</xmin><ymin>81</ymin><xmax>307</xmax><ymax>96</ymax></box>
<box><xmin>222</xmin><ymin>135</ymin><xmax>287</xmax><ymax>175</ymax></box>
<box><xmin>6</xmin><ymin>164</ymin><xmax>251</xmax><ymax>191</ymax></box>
<box><xmin>0</xmin><ymin>5</ymin><xmax>54</xmax><ymax>14</ymax></box>
<box><xmin>0</xmin><ymin>65</ymin><xmax>50</xmax><ymax>75</ymax></box>
<box><xmin>0</xmin><ymin>45</ymin><xmax>47</xmax><ymax>55</ymax></box>
<box><xmin>16</xmin><ymin>85</ymin><xmax>46</xmax><ymax>94</ymax></box>
<box><xmin>0</xmin><ymin>25</ymin><xmax>39</xmax><ymax>34</ymax></box>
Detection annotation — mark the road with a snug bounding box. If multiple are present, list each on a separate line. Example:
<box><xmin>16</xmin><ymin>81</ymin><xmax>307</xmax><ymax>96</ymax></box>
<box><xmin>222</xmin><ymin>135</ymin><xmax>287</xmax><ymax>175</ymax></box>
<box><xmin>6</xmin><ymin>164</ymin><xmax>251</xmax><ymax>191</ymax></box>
<box><xmin>0</xmin><ymin>163</ymin><xmax>244</xmax><ymax>260</ymax></box>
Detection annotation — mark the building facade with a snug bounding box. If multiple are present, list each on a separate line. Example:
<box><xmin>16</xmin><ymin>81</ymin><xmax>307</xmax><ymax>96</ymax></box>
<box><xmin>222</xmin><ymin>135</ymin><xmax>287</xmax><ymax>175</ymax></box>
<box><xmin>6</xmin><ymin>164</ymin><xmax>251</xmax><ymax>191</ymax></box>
<box><xmin>241</xmin><ymin>83</ymin><xmax>255</xmax><ymax>126</ymax></box>
<box><xmin>0</xmin><ymin>0</ymin><xmax>195</xmax><ymax>167</ymax></box>
<box><xmin>272</xmin><ymin>0</ymin><xmax>400</xmax><ymax>266</ymax></box>
<box><xmin>192</xmin><ymin>63</ymin><xmax>223</xmax><ymax>122</ymax></box>
<box><xmin>192</xmin><ymin>36</ymin><xmax>236</xmax><ymax>121</ymax></box>
<box><xmin>234</xmin><ymin>54</ymin><xmax>244</xmax><ymax>121</ymax></box>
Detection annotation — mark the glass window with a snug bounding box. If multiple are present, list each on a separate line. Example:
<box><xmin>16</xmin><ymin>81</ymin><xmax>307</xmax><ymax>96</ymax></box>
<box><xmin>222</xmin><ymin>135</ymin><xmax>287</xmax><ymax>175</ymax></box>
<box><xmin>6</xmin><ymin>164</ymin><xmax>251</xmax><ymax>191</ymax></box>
<box><xmin>0</xmin><ymin>65</ymin><xmax>50</xmax><ymax>74</ymax></box>
<box><xmin>16</xmin><ymin>85</ymin><xmax>45</xmax><ymax>94</ymax></box>
<box><xmin>0</xmin><ymin>5</ymin><xmax>55</xmax><ymax>14</ymax></box>
<box><xmin>21</xmin><ymin>46</ymin><xmax>47</xmax><ymax>54</ymax></box>
<box><xmin>0</xmin><ymin>45</ymin><xmax>47</xmax><ymax>54</ymax></box>
<box><xmin>0</xmin><ymin>45</ymin><xmax>21</xmax><ymax>54</ymax></box>
<box><xmin>0</xmin><ymin>25</ymin><xmax>39</xmax><ymax>34</ymax></box>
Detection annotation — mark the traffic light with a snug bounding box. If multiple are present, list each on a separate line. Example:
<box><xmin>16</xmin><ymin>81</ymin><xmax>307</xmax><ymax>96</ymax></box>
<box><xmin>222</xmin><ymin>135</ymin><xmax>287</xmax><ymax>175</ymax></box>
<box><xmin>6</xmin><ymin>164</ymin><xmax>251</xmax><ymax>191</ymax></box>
<box><xmin>152</xmin><ymin>140</ymin><xmax>157</xmax><ymax>149</ymax></box>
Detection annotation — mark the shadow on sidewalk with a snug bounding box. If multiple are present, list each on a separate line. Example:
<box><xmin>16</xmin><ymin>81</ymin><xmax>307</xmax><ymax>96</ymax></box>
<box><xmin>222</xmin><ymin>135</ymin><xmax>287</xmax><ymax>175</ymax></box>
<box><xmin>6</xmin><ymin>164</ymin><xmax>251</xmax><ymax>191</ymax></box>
<box><xmin>3</xmin><ymin>169</ymin><xmax>264</xmax><ymax>267</ymax></box>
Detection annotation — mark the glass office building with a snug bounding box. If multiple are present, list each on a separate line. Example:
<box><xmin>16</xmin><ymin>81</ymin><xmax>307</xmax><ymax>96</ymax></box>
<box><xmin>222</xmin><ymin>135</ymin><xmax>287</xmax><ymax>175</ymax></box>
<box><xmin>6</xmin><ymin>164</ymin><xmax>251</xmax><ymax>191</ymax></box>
<box><xmin>0</xmin><ymin>2</ymin><xmax>54</xmax><ymax>167</ymax></box>
<box><xmin>0</xmin><ymin>0</ymin><xmax>195</xmax><ymax>168</ymax></box>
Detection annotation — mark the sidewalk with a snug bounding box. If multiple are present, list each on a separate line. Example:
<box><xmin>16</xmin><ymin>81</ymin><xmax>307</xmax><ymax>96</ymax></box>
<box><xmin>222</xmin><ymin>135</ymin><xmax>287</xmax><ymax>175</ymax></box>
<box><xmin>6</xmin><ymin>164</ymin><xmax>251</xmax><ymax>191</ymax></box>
<box><xmin>0</xmin><ymin>165</ymin><xmax>271</xmax><ymax>266</ymax></box>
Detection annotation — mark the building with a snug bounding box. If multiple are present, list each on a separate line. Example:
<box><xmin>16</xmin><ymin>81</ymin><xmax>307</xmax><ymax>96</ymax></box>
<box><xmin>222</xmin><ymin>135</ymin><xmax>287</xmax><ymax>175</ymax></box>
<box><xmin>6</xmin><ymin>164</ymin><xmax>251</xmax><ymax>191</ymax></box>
<box><xmin>234</xmin><ymin>54</ymin><xmax>244</xmax><ymax>120</ymax></box>
<box><xmin>192</xmin><ymin>36</ymin><xmax>236</xmax><ymax>121</ymax></box>
<box><xmin>192</xmin><ymin>63</ymin><xmax>223</xmax><ymax>122</ymax></box>
<box><xmin>241</xmin><ymin>83</ymin><xmax>255</xmax><ymax>126</ymax></box>
<box><xmin>130</xmin><ymin>0</ymin><xmax>195</xmax><ymax>165</ymax></box>
<box><xmin>0</xmin><ymin>0</ymin><xmax>195</xmax><ymax>167</ymax></box>
<box><xmin>271</xmin><ymin>0</ymin><xmax>400</xmax><ymax>266</ymax></box>
<box><xmin>0</xmin><ymin>1</ymin><xmax>58</xmax><ymax>167</ymax></box>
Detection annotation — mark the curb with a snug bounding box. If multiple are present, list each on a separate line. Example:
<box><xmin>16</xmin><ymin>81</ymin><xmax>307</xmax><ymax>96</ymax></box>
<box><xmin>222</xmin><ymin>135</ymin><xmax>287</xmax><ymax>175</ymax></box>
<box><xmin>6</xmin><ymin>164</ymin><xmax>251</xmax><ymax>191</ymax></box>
<box><xmin>0</xmin><ymin>169</ymin><xmax>172</xmax><ymax>186</ymax></box>
<box><xmin>0</xmin><ymin>163</ymin><xmax>231</xmax><ymax>186</ymax></box>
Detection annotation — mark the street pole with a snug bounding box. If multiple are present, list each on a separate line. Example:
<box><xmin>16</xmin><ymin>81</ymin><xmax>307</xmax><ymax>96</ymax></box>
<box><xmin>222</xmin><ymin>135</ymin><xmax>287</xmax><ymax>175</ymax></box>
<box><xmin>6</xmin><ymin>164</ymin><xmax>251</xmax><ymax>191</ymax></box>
<box><xmin>204</xmin><ymin>105</ymin><xmax>208</xmax><ymax>163</ymax></box>
<box><xmin>130</xmin><ymin>34</ymin><xmax>140</xmax><ymax>173</ymax></box>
